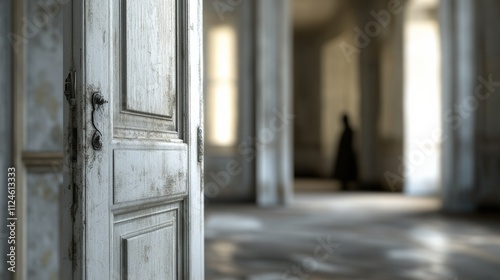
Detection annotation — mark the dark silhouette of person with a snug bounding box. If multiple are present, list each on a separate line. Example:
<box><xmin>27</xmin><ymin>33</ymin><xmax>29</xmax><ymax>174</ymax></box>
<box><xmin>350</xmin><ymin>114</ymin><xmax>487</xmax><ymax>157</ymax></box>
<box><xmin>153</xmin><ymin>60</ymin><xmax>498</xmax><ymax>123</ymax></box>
<box><xmin>333</xmin><ymin>114</ymin><xmax>359</xmax><ymax>190</ymax></box>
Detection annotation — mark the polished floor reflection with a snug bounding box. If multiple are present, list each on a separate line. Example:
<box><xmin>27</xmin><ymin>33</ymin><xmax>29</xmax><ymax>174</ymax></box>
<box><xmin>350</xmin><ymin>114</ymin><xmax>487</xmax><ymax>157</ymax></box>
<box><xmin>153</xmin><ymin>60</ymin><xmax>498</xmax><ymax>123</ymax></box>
<box><xmin>205</xmin><ymin>191</ymin><xmax>500</xmax><ymax>280</ymax></box>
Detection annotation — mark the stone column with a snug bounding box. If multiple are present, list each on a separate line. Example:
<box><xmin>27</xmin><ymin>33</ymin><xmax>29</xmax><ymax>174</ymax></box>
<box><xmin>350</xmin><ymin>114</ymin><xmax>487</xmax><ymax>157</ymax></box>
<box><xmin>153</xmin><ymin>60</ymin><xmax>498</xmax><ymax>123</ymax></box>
<box><xmin>440</xmin><ymin>0</ymin><xmax>479</xmax><ymax>212</ymax></box>
<box><xmin>357</xmin><ymin>0</ymin><xmax>382</xmax><ymax>190</ymax></box>
<box><xmin>255</xmin><ymin>0</ymin><xmax>294</xmax><ymax>206</ymax></box>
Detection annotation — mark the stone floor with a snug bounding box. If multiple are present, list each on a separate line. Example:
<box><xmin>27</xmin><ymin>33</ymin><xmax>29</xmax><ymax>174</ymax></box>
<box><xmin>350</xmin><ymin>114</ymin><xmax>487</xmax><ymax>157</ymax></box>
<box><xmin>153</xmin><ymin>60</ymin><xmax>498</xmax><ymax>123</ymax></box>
<box><xmin>205</xmin><ymin>191</ymin><xmax>500</xmax><ymax>280</ymax></box>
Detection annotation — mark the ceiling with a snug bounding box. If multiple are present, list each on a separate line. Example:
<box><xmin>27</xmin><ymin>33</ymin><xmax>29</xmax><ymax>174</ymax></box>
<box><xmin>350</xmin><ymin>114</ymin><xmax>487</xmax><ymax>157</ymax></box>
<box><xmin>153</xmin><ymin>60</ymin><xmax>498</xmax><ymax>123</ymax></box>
<box><xmin>292</xmin><ymin>0</ymin><xmax>344</xmax><ymax>30</ymax></box>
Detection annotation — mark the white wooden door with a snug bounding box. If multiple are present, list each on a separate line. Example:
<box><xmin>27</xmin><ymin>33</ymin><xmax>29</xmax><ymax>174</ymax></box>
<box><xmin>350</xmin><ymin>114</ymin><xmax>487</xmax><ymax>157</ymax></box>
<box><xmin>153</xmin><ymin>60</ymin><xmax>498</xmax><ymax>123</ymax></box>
<box><xmin>61</xmin><ymin>0</ymin><xmax>204</xmax><ymax>279</ymax></box>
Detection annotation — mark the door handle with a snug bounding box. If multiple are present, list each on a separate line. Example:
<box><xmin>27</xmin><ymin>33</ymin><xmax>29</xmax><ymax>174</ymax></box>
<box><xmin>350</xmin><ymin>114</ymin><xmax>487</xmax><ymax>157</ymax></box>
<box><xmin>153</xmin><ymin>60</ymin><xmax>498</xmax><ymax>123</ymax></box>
<box><xmin>91</xmin><ymin>92</ymin><xmax>108</xmax><ymax>151</ymax></box>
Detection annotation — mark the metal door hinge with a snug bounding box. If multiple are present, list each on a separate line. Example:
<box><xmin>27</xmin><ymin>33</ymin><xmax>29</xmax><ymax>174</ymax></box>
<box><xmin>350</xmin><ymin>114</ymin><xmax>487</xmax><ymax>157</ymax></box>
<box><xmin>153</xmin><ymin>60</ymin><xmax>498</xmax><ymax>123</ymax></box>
<box><xmin>64</xmin><ymin>69</ymin><xmax>77</xmax><ymax>107</ymax></box>
<box><xmin>197</xmin><ymin>126</ymin><xmax>204</xmax><ymax>163</ymax></box>
<box><xmin>65</xmin><ymin>69</ymin><xmax>78</xmax><ymax>162</ymax></box>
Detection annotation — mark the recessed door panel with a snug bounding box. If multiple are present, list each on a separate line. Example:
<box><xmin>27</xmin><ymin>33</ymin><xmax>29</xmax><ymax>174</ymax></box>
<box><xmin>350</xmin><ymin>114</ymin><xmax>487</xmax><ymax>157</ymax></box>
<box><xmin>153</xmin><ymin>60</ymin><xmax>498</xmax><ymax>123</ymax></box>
<box><xmin>123</xmin><ymin>0</ymin><xmax>177</xmax><ymax>119</ymax></box>
<box><xmin>113</xmin><ymin>206</ymin><xmax>181</xmax><ymax>280</ymax></box>
<box><xmin>113</xmin><ymin>147</ymin><xmax>188</xmax><ymax>204</ymax></box>
<box><xmin>114</xmin><ymin>0</ymin><xmax>181</xmax><ymax>140</ymax></box>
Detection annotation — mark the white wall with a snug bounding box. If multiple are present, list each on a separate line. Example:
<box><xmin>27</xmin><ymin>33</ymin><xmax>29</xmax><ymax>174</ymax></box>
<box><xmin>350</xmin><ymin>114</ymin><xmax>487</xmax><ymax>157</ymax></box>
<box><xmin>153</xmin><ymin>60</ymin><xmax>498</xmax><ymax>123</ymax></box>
<box><xmin>321</xmin><ymin>31</ymin><xmax>360</xmax><ymax>175</ymax></box>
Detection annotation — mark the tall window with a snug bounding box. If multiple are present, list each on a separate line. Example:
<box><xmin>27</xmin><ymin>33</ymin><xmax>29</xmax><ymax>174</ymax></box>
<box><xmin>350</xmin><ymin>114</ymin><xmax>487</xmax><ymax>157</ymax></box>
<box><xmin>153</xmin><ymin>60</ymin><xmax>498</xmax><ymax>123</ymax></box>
<box><xmin>206</xmin><ymin>25</ymin><xmax>238</xmax><ymax>147</ymax></box>
<box><xmin>404</xmin><ymin>0</ymin><xmax>441</xmax><ymax>195</ymax></box>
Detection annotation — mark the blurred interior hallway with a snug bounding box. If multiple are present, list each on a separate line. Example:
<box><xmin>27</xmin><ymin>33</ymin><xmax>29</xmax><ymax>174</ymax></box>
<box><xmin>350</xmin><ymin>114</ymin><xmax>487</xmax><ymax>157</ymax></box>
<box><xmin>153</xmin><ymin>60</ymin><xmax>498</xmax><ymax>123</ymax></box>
<box><xmin>205</xmin><ymin>180</ymin><xmax>500</xmax><ymax>280</ymax></box>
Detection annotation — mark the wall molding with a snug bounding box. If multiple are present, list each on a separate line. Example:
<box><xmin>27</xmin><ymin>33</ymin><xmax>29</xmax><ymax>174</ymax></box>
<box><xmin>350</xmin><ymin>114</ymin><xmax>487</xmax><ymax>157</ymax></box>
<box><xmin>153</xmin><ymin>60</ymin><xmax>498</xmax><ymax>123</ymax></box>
<box><xmin>22</xmin><ymin>151</ymin><xmax>63</xmax><ymax>169</ymax></box>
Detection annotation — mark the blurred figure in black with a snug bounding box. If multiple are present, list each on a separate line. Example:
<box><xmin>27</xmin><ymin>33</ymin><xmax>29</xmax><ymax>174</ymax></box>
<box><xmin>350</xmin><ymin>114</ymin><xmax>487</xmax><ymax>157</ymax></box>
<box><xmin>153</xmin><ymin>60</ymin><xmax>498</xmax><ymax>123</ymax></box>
<box><xmin>333</xmin><ymin>114</ymin><xmax>358</xmax><ymax>190</ymax></box>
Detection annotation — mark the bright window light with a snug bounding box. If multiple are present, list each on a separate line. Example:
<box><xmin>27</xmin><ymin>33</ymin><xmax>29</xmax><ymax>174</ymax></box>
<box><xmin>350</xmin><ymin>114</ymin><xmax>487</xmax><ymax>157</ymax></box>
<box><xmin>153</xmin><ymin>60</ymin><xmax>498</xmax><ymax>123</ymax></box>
<box><xmin>404</xmin><ymin>0</ymin><xmax>441</xmax><ymax>195</ymax></box>
<box><xmin>207</xmin><ymin>25</ymin><xmax>238</xmax><ymax>147</ymax></box>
